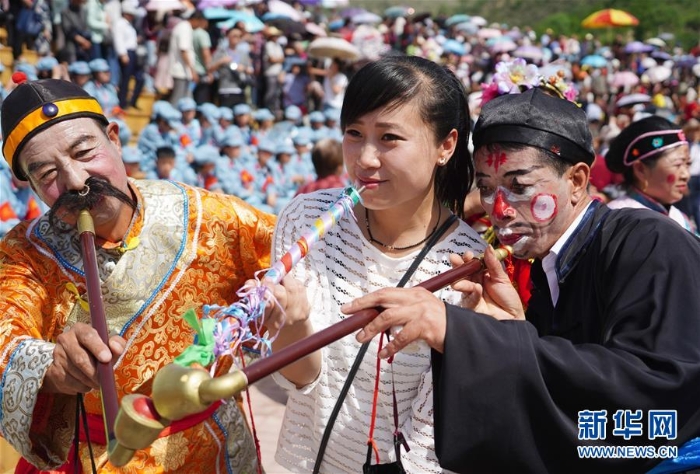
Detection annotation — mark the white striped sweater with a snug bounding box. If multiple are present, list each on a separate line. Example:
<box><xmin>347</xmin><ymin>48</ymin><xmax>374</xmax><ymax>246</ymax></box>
<box><xmin>271</xmin><ymin>189</ymin><xmax>486</xmax><ymax>474</ymax></box>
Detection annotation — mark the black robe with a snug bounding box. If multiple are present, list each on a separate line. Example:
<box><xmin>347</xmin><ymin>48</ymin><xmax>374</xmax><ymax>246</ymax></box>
<box><xmin>432</xmin><ymin>201</ymin><xmax>700</xmax><ymax>473</ymax></box>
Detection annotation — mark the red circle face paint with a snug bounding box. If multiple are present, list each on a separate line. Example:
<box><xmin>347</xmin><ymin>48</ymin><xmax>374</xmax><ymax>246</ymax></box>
<box><xmin>530</xmin><ymin>194</ymin><xmax>558</xmax><ymax>222</ymax></box>
<box><xmin>666</xmin><ymin>174</ymin><xmax>677</xmax><ymax>184</ymax></box>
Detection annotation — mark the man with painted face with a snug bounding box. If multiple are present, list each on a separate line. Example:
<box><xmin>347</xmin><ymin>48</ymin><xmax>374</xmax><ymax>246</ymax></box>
<box><xmin>0</xmin><ymin>77</ymin><xmax>275</xmax><ymax>472</ymax></box>
<box><xmin>345</xmin><ymin>87</ymin><xmax>700</xmax><ymax>473</ymax></box>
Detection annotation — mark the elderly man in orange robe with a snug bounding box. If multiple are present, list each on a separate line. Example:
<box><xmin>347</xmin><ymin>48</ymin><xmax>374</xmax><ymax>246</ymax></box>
<box><xmin>0</xmin><ymin>76</ymin><xmax>275</xmax><ymax>473</ymax></box>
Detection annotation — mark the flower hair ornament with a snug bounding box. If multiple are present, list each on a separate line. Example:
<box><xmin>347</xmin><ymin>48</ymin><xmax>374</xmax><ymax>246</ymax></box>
<box><xmin>481</xmin><ymin>58</ymin><xmax>578</xmax><ymax>106</ymax></box>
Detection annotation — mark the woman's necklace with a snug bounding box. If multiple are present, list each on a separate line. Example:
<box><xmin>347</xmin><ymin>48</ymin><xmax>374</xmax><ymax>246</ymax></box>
<box><xmin>365</xmin><ymin>206</ymin><xmax>442</xmax><ymax>251</ymax></box>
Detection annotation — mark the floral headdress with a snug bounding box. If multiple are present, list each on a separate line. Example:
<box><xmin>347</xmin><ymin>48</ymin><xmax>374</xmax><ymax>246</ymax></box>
<box><xmin>480</xmin><ymin>58</ymin><xmax>578</xmax><ymax>106</ymax></box>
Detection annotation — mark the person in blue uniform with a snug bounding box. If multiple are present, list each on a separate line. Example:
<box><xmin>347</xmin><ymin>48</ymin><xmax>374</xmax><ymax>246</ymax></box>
<box><xmin>83</xmin><ymin>58</ymin><xmax>120</xmax><ymax>117</ymax></box>
<box><xmin>67</xmin><ymin>61</ymin><xmax>92</xmax><ymax>88</ymax></box>
<box><xmin>244</xmin><ymin>139</ymin><xmax>278</xmax><ymax>213</ymax></box>
<box><xmin>217</xmin><ymin>132</ymin><xmax>252</xmax><ymax>199</ymax></box>
<box><xmin>177</xmin><ymin>97</ymin><xmax>201</xmax><ymax>147</ymax></box>
<box><xmin>197</xmin><ymin>102</ymin><xmax>224</xmax><ymax>147</ymax></box>
<box><xmin>36</xmin><ymin>56</ymin><xmax>59</xmax><ymax>80</ymax></box>
<box><xmin>233</xmin><ymin>103</ymin><xmax>253</xmax><ymax>145</ymax></box>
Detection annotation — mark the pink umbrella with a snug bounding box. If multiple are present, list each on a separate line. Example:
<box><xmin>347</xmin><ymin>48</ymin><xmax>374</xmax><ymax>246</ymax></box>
<box><xmin>477</xmin><ymin>27</ymin><xmax>501</xmax><ymax>40</ymax></box>
<box><xmin>268</xmin><ymin>0</ymin><xmax>303</xmax><ymax>22</ymax></box>
<box><xmin>490</xmin><ymin>39</ymin><xmax>517</xmax><ymax>54</ymax></box>
<box><xmin>145</xmin><ymin>0</ymin><xmax>186</xmax><ymax>10</ymax></box>
<box><xmin>198</xmin><ymin>0</ymin><xmax>237</xmax><ymax>7</ymax></box>
<box><xmin>305</xmin><ymin>23</ymin><xmax>327</xmax><ymax>37</ymax></box>
<box><xmin>470</xmin><ymin>16</ymin><xmax>487</xmax><ymax>26</ymax></box>
<box><xmin>513</xmin><ymin>45</ymin><xmax>543</xmax><ymax>62</ymax></box>
<box><xmin>612</xmin><ymin>70</ymin><xmax>639</xmax><ymax>89</ymax></box>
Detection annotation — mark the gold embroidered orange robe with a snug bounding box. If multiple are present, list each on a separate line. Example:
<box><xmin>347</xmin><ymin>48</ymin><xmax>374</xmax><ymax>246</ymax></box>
<box><xmin>0</xmin><ymin>179</ymin><xmax>275</xmax><ymax>473</ymax></box>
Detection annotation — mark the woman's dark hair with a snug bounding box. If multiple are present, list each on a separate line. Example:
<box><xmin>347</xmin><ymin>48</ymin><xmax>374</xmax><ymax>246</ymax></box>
<box><xmin>621</xmin><ymin>150</ymin><xmax>664</xmax><ymax>187</ymax></box>
<box><xmin>340</xmin><ymin>55</ymin><xmax>473</xmax><ymax>219</ymax></box>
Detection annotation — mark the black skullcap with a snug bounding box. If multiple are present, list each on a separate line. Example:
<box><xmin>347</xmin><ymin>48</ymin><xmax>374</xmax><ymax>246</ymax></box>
<box><xmin>473</xmin><ymin>87</ymin><xmax>595</xmax><ymax>166</ymax></box>
<box><xmin>605</xmin><ymin>115</ymin><xmax>687</xmax><ymax>173</ymax></box>
<box><xmin>1</xmin><ymin>78</ymin><xmax>108</xmax><ymax>180</ymax></box>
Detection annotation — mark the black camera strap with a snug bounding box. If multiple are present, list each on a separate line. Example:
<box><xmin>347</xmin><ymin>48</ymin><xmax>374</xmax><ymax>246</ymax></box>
<box><xmin>313</xmin><ymin>213</ymin><xmax>457</xmax><ymax>473</ymax></box>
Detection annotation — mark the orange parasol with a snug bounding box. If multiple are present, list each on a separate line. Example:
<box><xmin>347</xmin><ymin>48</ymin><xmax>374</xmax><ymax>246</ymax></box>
<box><xmin>581</xmin><ymin>8</ymin><xmax>639</xmax><ymax>28</ymax></box>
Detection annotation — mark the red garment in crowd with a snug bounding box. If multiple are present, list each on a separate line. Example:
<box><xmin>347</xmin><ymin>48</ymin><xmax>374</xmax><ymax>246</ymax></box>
<box><xmin>589</xmin><ymin>154</ymin><xmax>623</xmax><ymax>191</ymax></box>
<box><xmin>295</xmin><ymin>175</ymin><xmax>347</xmax><ymax>196</ymax></box>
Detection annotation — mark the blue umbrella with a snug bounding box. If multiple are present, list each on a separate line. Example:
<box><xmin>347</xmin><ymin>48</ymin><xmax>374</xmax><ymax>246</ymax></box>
<box><xmin>217</xmin><ymin>12</ymin><xmax>264</xmax><ymax>33</ymax></box>
<box><xmin>203</xmin><ymin>7</ymin><xmax>236</xmax><ymax>20</ymax></box>
<box><xmin>674</xmin><ymin>55</ymin><xmax>698</xmax><ymax>68</ymax></box>
<box><xmin>581</xmin><ymin>54</ymin><xmax>607</xmax><ymax>68</ymax></box>
<box><xmin>385</xmin><ymin>6</ymin><xmax>414</xmax><ymax>19</ymax></box>
<box><xmin>454</xmin><ymin>22</ymin><xmax>478</xmax><ymax>35</ymax></box>
<box><xmin>262</xmin><ymin>12</ymin><xmax>290</xmax><ymax>22</ymax></box>
<box><xmin>446</xmin><ymin>14</ymin><xmax>471</xmax><ymax>27</ymax></box>
<box><xmin>442</xmin><ymin>39</ymin><xmax>466</xmax><ymax>56</ymax></box>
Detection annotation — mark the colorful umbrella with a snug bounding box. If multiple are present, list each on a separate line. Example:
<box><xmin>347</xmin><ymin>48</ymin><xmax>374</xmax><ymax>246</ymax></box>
<box><xmin>305</xmin><ymin>22</ymin><xmax>327</xmax><ymax>37</ymax></box>
<box><xmin>612</xmin><ymin>70</ymin><xmax>639</xmax><ymax>89</ymax></box>
<box><xmin>384</xmin><ymin>6</ymin><xmax>414</xmax><ymax>19</ymax></box>
<box><xmin>308</xmin><ymin>37</ymin><xmax>360</xmax><ymax>60</ymax></box>
<box><xmin>477</xmin><ymin>27</ymin><xmax>502</xmax><ymax>40</ymax></box>
<box><xmin>340</xmin><ymin>7</ymin><xmax>365</xmax><ymax>19</ymax></box>
<box><xmin>144</xmin><ymin>0</ymin><xmax>186</xmax><ymax>11</ymax></box>
<box><xmin>454</xmin><ymin>22</ymin><xmax>478</xmax><ymax>35</ymax></box>
<box><xmin>616</xmin><ymin>93</ymin><xmax>650</xmax><ymax>108</ymax></box>
<box><xmin>624</xmin><ymin>41</ymin><xmax>653</xmax><ymax>54</ymax></box>
<box><xmin>643</xmin><ymin>65</ymin><xmax>672</xmax><ymax>84</ymax></box>
<box><xmin>266</xmin><ymin>17</ymin><xmax>306</xmax><ymax>36</ymax></box>
<box><xmin>581</xmin><ymin>54</ymin><xmax>607</xmax><ymax>68</ymax></box>
<box><xmin>469</xmin><ymin>16</ymin><xmax>487</xmax><ymax>26</ymax></box>
<box><xmin>446</xmin><ymin>14</ymin><xmax>471</xmax><ymax>27</ymax></box>
<box><xmin>490</xmin><ymin>39</ymin><xmax>517</xmax><ymax>54</ymax></box>
<box><xmin>513</xmin><ymin>45</ymin><xmax>543</xmax><ymax>62</ymax></box>
<box><xmin>197</xmin><ymin>0</ymin><xmax>237</xmax><ymax>8</ymax></box>
<box><xmin>268</xmin><ymin>0</ymin><xmax>303</xmax><ymax>22</ymax></box>
<box><xmin>442</xmin><ymin>39</ymin><xmax>466</xmax><ymax>56</ymax></box>
<box><xmin>581</xmin><ymin>9</ymin><xmax>639</xmax><ymax>28</ymax></box>
<box><xmin>651</xmin><ymin>51</ymin><xmax>672</xmax><ymax>61</ymax></box>
<box><xmin>203</xmin><ymin>7</ymin><xmax>237</xmax><ymax>20</ymax></box>
<box><xmin>216</xmin><ymin>11</ymin><xmax>264</xmax><ymax>33</ymax></box>
<box><xmin>352</xmin><ymin>11</ymin><xmax>381</xmax><ymax>24</ymax></box>
<box><xmin>646</xmin><ymin>37</ymin><xmax>667</xmax><ymax>48</ymax></box>
<box><xmin>640</xmin><ymin>57</ymin><xmax>657</xmax><ymax>69</ymax></box>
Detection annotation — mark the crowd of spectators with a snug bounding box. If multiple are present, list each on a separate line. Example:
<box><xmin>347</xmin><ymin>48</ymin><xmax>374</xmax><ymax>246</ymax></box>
<box><xmin>3</xmin><ymin>0</ymin><xmax>700</xmax><ymax>235</ymax></box>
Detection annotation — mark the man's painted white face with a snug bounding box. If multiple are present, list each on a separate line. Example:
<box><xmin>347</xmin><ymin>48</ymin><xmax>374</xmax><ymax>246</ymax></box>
<box><xmin>475</xmin><ymin>144</ymin><xmax>577</xmax><ymax>260</ymax></box>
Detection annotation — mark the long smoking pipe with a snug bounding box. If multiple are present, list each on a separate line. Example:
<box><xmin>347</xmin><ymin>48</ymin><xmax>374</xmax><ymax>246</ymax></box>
<box><xmin>107</xmin><ymin>247</ymin><xmax>510</xmax><ymax>466</ymax></box>
<box><xmin>77</xmin><ymin>210</ymin><xmax>121</xmax><ymax>455</ymax></box>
